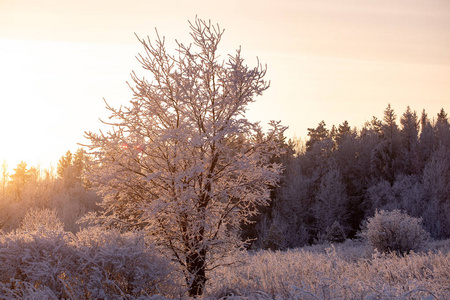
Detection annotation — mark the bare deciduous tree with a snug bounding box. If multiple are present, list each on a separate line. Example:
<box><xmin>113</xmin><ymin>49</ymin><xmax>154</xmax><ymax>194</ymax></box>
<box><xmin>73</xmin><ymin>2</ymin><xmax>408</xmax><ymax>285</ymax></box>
<box><xmin>84</xmin><ymin>18</ymin><xmax>285</xmax><ymax>296</ymax></box>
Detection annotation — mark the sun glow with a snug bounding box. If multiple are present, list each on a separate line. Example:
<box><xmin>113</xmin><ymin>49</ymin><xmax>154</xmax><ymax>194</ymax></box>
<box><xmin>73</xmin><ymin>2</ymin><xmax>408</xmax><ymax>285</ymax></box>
<box><xmin>1</xmin><ymin>0</ymin><xmax>449</xmax><ymax>172</ymax></box>
<box><xmin>0</xmin><ymin>38</ymin><xmax>140</xmax><ymax>171</ymax></box>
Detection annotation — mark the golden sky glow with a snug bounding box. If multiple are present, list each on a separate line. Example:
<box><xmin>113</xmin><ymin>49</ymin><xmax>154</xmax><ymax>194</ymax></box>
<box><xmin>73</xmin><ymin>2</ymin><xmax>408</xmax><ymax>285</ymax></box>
<box><xmin>1</xmin><ymin>0</ymin><xmax>449</xmax><ymax>170</ymax></box>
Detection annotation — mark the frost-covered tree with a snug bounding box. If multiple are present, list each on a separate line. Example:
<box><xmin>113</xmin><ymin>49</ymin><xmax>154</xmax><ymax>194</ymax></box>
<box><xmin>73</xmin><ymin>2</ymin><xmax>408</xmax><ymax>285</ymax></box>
<box><xmin>435</xmin><ymin>108</ymin><xmax>450</xmax><ymax>150</ymax></box>
<box><xmin>56</xmin><ymin>149</ymin><xmax>90</xmax><ymax>188</ymax></box>
<box><xmin>303</xmin><ymin>121</ymin><xmax>334</xmax><ymax>181</ymax></box>
<box><xmin>361</xmin><ymin>116</ymin><xmax>382</xmax><ymax>138</ymax></box>
<box><xmin>84</xmin><ymin>18</ymin><xmax>284</xmax><ymax>296</ymax></box>
<box><xmin>262</xmin><ymin>222</ymin><xmax>284</xmax><ymax>251</ymax></box>
<box><xmin>436</xmin><ymin>108</ymin><xmax>448</xmax><ymax>125</ymax></box>
<box><xmin>306</xmin><ymin>120</ymin><xmax>329</xmax><ymax>151</ymax></box>
<box><xmin>371</xmin><ymin>104</ymin><xmax>400</xmax><ymax>184</ymax></box>
<box><xmin>1</xmin><ymin>160</ymin><xmax>8</xmax><ymax>196</ymax></box>
<box><xmin>9</xmin><ymin>161</ymin><xmax>31</xmax><ymax>199</ymax></box>
<box><xmin>392</xmin><ymin>174</ymin><xmax>425</xmax><ymax>218</ymax></box>
<box><xmin>365</xmin><ymin>179</ymin><xmax>397</xmax><ymax>213</ymax></box>
<box><xmin>57</xmin><ymin>151</ymin><xmax>72</xmax><ymax>179</ymax></box>
<box><xmin>274</xmin><ymin>159</ymin><xmax>313</xmax><ymax>247</ymax></box>
<box><xmin>72</xmin><ymin>148</ymin><xmax>88</xmax><ymax>184</ymax></box>
<box><xmin>399</xmin><ymin>106</ymin><xmax>420</xmax><ymax>174</ymax></box>
<box><xmin>313</xmin><ymin>166</ymin><xmax>348</xmax><ymax>235</ymax></box>
<box><xmin>422</xmin><ymin>145</ymin><xmax>450</xmax><ymax>238</ymax></box>
<box><xmin>335</xmin><ymin>120</ymin><xmax>354</xmax><ymax>147</ymax></box>
<box><xmin>418</xmin><ymin>109</ymin><xmax>435</xmax><ymax>167</ymax></box>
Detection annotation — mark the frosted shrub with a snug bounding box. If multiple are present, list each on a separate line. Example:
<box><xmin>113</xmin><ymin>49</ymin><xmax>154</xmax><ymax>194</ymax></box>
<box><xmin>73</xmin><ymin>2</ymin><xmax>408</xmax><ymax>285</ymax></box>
<box><xmin>19</xmin><ymin>207</ymin><xmax>64</xmax><ymax>232</ymax></box>
<box><xmin>0</xmin><ymin>229</ymin><xmax>77</xmax><ymax>299</ymax></box>
<box><xmin>0</xmin><ymin>280</ymin><xmax>58</xmax><ymax>299</ymax></box>
<box><xmin>362</xmin><ymin>209</ymin><xmax>430</xmax><ymax>254</ymax></box>
<box><xmin>0</xmin><ymin>227</ymin><xmax>176</xmax><ymax>298</ymax></box>
<box><xmin>74</xmin><ymin>227</ymin><xmax>175</xmax><ymax>297</ymax></box>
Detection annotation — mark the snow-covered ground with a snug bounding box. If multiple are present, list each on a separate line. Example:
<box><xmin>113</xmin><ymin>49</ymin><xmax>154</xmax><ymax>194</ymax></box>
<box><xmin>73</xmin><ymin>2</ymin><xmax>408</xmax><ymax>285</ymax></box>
<box><xmin>206</xmin><ymin>239</ymin><xmax>450</xmax><ymax>299</ymax></box>
<box><xmin>1</xmin><ymin>226</ymin><xmax>448</xmax><ymax>299</ymax></box>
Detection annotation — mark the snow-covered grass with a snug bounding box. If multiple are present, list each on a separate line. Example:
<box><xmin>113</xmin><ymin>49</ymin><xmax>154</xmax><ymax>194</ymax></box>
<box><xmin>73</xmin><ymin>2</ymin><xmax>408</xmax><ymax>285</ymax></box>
<box><xmin>1</xmin><ymin>230</ymin><xmax>449</xmax><ymax>299</ymax></box>
<box><xmin>205</xmin><ymin>240</ymin><xmax>450</xmax><ymax>299</ymax></box>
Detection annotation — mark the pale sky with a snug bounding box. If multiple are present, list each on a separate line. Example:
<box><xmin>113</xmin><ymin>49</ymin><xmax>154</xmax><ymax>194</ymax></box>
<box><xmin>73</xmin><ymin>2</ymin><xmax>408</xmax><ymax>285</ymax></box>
<box><xmin>1</xmin><ymin>0</ymin><xmax>449</xmax><ymax>172</ymax></box>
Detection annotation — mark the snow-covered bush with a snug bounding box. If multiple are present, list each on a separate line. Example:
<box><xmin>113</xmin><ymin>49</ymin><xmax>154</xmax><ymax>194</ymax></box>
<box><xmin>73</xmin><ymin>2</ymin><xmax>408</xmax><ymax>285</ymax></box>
<box><xmin>0</xmin><ymin>226</ymin><xmax>176</xmax><ymax>298</ymax></box>
<box><xmin>362</xmin><ymin>209</ymin><xmax>430</xmax><ymax>254</ymax></box>
<box><xmin>0</xmin><ymin>280</ymin><xmax>59</xmax><ymax>299</ymax></box>
<box><xmin>0</xmin><ymin>229</ymin><xmax>77</xmax><ymax>299</ymax></box>
<box><xmin>19</xmin><ymin>207</ymin><xmax>64</xmax><ymax>232</ymax></box>
<box><xmin>74</xmin><ymin>227</ymin><xmax>176</xmax><ymax>297</ymax></box>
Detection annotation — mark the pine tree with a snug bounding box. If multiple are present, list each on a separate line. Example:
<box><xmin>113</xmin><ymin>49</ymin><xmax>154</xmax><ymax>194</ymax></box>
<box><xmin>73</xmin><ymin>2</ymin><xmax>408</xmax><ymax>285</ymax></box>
<box><xmin>422</xmin><ymin>145</ymin><xmax>450</xmax><ymax>238</ymax></box>
<box><xmin>382</xmin><ymin>104</ymin><xmax>398</xmax><ymax>141</ymax></box>
<box><xmin>306</xmin><ymin>121</ymin><xmax>329</xmax><ymax>151</ymax></box>
<box><xmin>9</xmin><ymin>161</ymin><xmax>30</xmax><ymax>199</ymax></box>
<box><xmin>73</xmin><ymin>148</ymin><xmax>89</xmax><ymax>187</ymax></box>
<box><xmin>313</xmin><ymin>166</ymin><xmax>348</xmax><ymax>235</ymax></box>
<box><xmin>437</xmin><ymin>108</ymin><xmax>448</xmax><ymax>125</ymax></box>
<box><xmin>435</xmin><ymin>108</ymin><xmax>450</xmax><ymax>149</ymax></box>
<box><xmin>399</xmin><ymin>106</ymin><xmax>420</xmax><ymax>174</ymax></box>
<box><xmin>57</xmin><ymin>151</ymin><xmax>73</xmax><ymax>180</ymax></box>
<box><xmin>419</xmin><ymin>109</ymin><xmax>435</xmax><ymax>166</ymax></box>
<box><xmin>1</xmin><ymin>160</ymin><xmax>8</xmax><ymax>195</ymax></box>
<box><xmin>371</xmin><ymin>104</ymin><xmax>400</xmax><ymax>184</ymax></box>
<box><xmin>56</xmin><ymin>149</ymin><xmax>89</xmax><ymax>188</ymax></box>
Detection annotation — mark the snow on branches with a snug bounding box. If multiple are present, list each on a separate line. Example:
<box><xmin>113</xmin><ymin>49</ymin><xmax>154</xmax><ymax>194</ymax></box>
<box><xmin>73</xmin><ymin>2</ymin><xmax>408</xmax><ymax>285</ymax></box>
<box><xmin>84</xmin><ymin>17</ymin><xmax>285</xmax><ymax>296</ymax></box>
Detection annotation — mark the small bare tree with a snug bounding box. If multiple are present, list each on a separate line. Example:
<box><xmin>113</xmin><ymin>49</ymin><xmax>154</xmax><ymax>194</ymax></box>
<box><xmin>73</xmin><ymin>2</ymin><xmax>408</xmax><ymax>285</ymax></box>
<box><xmin>84</xmin><ymin>18</ymin><xmax>285</xmax><ymax>296</ymax></box>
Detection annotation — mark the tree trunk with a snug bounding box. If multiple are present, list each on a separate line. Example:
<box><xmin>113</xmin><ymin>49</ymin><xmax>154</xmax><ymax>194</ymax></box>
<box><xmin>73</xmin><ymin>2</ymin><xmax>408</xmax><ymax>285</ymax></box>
<box><xmin>186</xmin><ymin>249</ymin><xmax>207</xmax><ymax>297</ymax></box>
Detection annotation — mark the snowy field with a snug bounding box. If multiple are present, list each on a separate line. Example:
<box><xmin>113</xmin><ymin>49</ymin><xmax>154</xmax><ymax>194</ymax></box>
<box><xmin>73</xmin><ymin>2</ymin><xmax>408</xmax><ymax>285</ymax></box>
<box><xmin>206</xmin><ymin>240</ymin><xmax>450</xmax><ymax>299</ymax></box>
<box><xmin>1</xmin><ymin>226</ymin><xmax>448</xmax><ymax>299</ymax></box>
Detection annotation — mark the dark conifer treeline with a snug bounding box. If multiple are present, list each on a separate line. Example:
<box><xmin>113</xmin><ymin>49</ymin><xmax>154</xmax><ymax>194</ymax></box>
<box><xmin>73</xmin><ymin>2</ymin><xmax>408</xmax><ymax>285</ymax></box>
<box><xmin>248</xmin><ymin>105</ymin><xmax>450</xmax><ymax>248</ymax></box>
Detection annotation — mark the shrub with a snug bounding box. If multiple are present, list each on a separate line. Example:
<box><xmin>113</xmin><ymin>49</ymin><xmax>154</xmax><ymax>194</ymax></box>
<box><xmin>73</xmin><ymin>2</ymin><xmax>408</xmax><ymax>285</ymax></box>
<box><xmin>362</xmin><ymin>209</ymin><xmax>430</xmax><ymax>254</ymax></box>
<box><xmin>74</xmin><ymin>227</ymin><xmax>175</xmax><ymax>297</ymax></box>
<box><xmin>19</xmin><ymin>207</ymin><xmax>64</xmax><ymax>232</ymax></box>
<box><xmin>0</xmin><ymin>229</ymin><xmax>77</xmax><ymax>299</ymax></box>
<box><xmin>0</xmin><ymin>226</ymin><xmax>176</xmax><ymax>298</ymax></box>
<box><xmin>325</xmin><ymin>221</ymin><xmax>346</xmax><ymax>243</ymax></box>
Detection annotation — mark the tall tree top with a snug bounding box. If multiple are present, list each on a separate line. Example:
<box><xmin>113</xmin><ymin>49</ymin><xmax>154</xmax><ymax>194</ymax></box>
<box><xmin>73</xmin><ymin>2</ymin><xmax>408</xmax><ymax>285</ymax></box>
<box><xmin>382</xmin><ymin>104</ymin><xmax>399</xmax><ymax>140</ymax></box>
<box><xmin>306</xmin><ymin>120</ymin><xmax>329</xmax><ymax>151</ymax></box>
<box><xmin>437</xmin><ymin>108</ymin><xmax>448</xmax><ymax>125</ymax></box>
